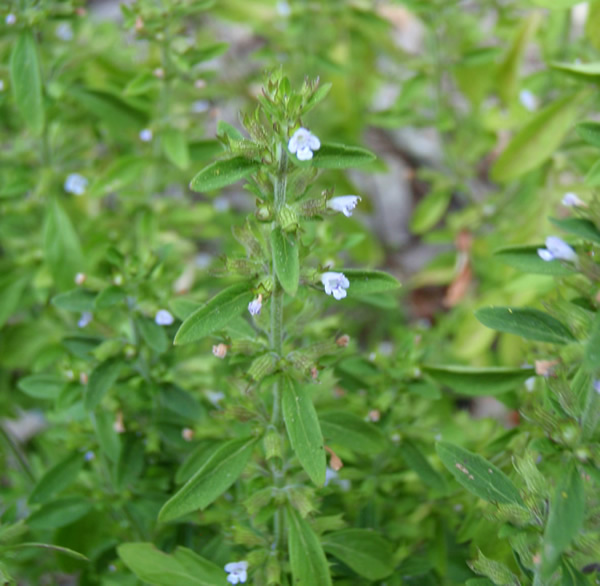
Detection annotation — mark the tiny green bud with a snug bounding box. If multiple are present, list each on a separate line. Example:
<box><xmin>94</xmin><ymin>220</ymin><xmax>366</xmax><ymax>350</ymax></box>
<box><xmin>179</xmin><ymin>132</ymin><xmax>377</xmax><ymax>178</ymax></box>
<box><xmin>259</xmin><ymin>276</ymin><xmax>274</xmax><ymax>294</ymax></box>
<box><xmin>244</xmin><ymin>487</ymin><xmax>274</xmax><ymax>515</ymax></box>
<box><xmin>560</xmin><ymin>423</ymin><xmax>580</xmax><ymax>447</ymax></box>
<box><xmin>256</xmin><ymin>205</ymin><xmax>273</xmax><ymax>221</ymax></box>
<box><xmin>264</xmin><ymin>429</ymin><xmax>283</xmax><ymax>460</ymax></box>
<box><xmin>246</xmin><ymin>549</ymin><xmax>268</xmax><ymax>567</ymax></box>
<box><xmin>232</xmin><ymin>525</ymin><xmax>267</xmax><ymax>547</ymax></box>
<box><xmin>287</xmin><ymin>487</ymin><xmax>316</xmax><ymax>517</ymax></box>
<box><xmin>248</xmin><ymin>353</ymin><xmax>278</xmax><ymax>382</ymax></box>
<box><xmin>277</xmin><ymin>205</ymin><xmax>298</xmax><ymax>232</ymax></box>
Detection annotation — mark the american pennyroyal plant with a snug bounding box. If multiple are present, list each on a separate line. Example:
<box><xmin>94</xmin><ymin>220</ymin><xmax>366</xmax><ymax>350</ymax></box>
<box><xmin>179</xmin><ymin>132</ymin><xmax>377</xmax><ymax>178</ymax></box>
<box><xmin>143</xmin><ymin>72</ymin><xmax>401</xmax><ymax>585</ymax></box>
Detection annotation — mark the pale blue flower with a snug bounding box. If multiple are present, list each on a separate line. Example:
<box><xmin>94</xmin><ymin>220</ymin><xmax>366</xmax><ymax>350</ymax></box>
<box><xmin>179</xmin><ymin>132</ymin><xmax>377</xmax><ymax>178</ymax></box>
<box><xmin>562</xmin><ymin>192</ymin><xmax>585</xmax><ymax>208</ymax></box>
<box><xmin>155</xmin><ymin>309</ymin><xmax>174</xmax><ymax>326</ymax></box>
<box><xmin>225</xmin><ymin>561</ymin><xmax>248</xmax><ymax>584</ymax></box>
<box><xmin>248</xmin><ymin>295</ymin><xmax>262</xmax><ymax>316</ymax></box>
<box><xmin>321</xmin><ymin>272</ymin><xmax>349</xmax><ymax>300</ymax></box>
<box><xmin>537</xmin><ymin>236</ymin><xmax>577</xmax><ymax>263</ymax></box>
<box><xmin>327</xmin><ymin>195</ymin><xmax>361</xmax><ymax>217</ymax></box>
<box><xmin>288</xmin><ymin>127</ymin><xmax>320</xmax><ymax>161</ymax></box>
<box><xmin>64</xmin><ymin>173</ymin><xmax>88</xmax><ymax>196</ymax></box>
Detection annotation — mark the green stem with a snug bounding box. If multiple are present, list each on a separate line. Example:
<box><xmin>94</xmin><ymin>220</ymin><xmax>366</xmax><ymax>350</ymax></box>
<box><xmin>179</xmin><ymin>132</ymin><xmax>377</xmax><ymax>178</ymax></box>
<box><xmin>269</xmin><ymin>141</ymin><xmax>288</xmax><ymax>558</ymax></box>
<box><xmin>0</xmin><ymin>425</ymin><xmax>35</xmax><ymax>484</ymax></box>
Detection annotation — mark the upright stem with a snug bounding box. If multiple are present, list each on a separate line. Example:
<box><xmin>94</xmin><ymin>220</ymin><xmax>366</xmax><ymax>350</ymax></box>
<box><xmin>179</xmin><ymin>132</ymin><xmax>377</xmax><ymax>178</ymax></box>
<box><xmin>270</xmin><ymin>140</ymin><xmax>288</xmax><ymax>559</ymax></box>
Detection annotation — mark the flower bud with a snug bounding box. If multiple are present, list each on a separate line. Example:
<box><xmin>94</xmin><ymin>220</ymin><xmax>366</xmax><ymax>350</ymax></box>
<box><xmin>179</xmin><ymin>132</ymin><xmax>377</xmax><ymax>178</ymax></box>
<box><xmin>248</xmin><ymin>353</ymin><xmax>277</xmax><ymax>382</ymax></box>
<box><xmin>74</xmin><ymin>272</ymin><xmax>86</xmax><ymax>285</ymax></box>
<box><xmin>181</xmin><ymin>428</ymin><xmax>194</xmax><ymax>441</ymax></box>
<box><xmin>263</xmin><ymin>429</ymin><xmax>283</xmax><ymax>460</ymax></box>
<box><xmin>212</xmin><ymin>343</ymin><xmax>228</xmax><ymax>359</ymax></box>
<box><xmin>336</xmin><ymin>334</ymin><xmax>350</xmax><ymax>347</ymax></box>
<box><xmin>256</xmin><ymin>205</ymin><xmax>273</xmax><ymax>221</ymax></box>
<box><xmin>113</xmin><ymin>411</ymin><xmax>126</xmax><ymax>433</ymax></box>
<box><xmin>277</xmin><ymin>205</ymin><xmax>298</xmax><ymax>232</ymax></box>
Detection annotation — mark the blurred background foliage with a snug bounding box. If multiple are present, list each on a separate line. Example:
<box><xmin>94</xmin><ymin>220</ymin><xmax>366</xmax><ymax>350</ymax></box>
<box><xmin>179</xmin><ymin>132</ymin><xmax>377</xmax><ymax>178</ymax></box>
<box><xmin>1</xmin><ymin>0</ymin><xmax>600</xmax><ymax>584</ymax></box>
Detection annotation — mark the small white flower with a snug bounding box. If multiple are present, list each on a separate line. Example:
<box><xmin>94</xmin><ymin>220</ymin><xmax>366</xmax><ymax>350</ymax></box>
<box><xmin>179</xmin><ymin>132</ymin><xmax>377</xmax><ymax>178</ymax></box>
<box><xmin>74</xmin><ymin>272</ymin><xmax>86</xmax><ymax>285</ymax></box>
<box><xmin>84</xmin><ymin>451</ymin><xmax>95</xmax><ymax>461</ymax></box>
<box><xmin>562</xmin><ymin>192</ymin><xmax>586</xmax><ymax>208</ymax></box>
<box><xmin>55</xmin><ymin>22</ymin><xmax>73</xmax><ymax>41</ymax></box>
<box><xmin>519</xmin><ymin>89</ymin><xmax>537</xmax><ymax>112</ymax></box>
<box><xmin>155</xmin><ymin>309</ymin><xmax>174</xmax><ymax>326</ymax></box>
<box><xmin>327</xmin><ymin>195</ymin><xmax>361</xmax><ymax>217</ymax></box>
<box><xmin>5</xmin><ymin>14</ymin><xmax>16</xmax><ymax>26</ymax></box>
<box><xmin>224</xmin><ymin>561</ymin><xmax>248</xmax><ymax>585</ymax></box>
<box><xmin>64</xmin><ymin>173</ymin><xmax>88</xmax><ymax>196</ymax></box>
<box><xmin>537</xmin><ymin>236</ymin><xmax>577</xmax><ymax>263</ymax></box>
<box><xmin>139</xmin><ymin>128</ymin><xmax>153</xmax><ymax>142</ymax></box>
<box><xmin>321</xmin><ymin>271</ymin><xmax>349</xmax><ymax>300</ymax></box>
<box><xmin>78</xmin><ymin>312</ymin><xmax>93</xmax><ymax>328</ymax></box>
<box><xmin>206</xmin><ymin>390</ymin><xmax>225</xmax><ymax>407</ymax></box>
<box><xmin>248</xmin><ymin>294</ymin><xmax>263</xmax><ymax>316</ymax></box>
<box><xmin>0</xmin><ymin>80</ymin><xmax>5</xmax><ymax>92</ymax></box>
<box><xmin>288</xmin><ymin>127</ymin><xmax>320</xmax><ymax>161</ymax></box>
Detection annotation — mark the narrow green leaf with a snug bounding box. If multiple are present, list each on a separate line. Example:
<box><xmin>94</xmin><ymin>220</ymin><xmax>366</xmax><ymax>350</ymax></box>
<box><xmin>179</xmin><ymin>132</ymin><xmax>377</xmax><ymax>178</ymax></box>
<box><xmin>576</xmin><ymin>120</ymin><xmax>600</xmax><ymax>148</ymax></box>
<box><xmin>158</xmin><ymin>437</ymin><xmax>256</xmax><ymax>522</ymax></box>
<box><xmin>310</xmin><ymin>143</ymin><xmax>376</xmax><ymax>169</ymax></box>
<box><xmin>94</xmin><ymin>286</ymin><xmax>126</xmax><ymax>309</ymax></box>
<box><xmin>123</xmin><ymin>71</ymin><xmax>158</xmax><ymax>96</ymax></box>
<box><xmin>189</xmin><ymin>157</ymin><xmax>260</xmax><ymax>192</ymax></box>
<box><xmin>550</xmin><ymin>217</ymin><xmax>600</xmax><ymax>244</ymax></box>
<box><xmin>491</xmin><ymin>93</ymin><xmax>586</xmax><ymax>182</ymax></box>
<box><xmin>0</xmin><ymin>274</ymin><xmax>29</xmax><ymax>328</ymax></box>
<box><xmin>29</xmin><ymin>453</ymin><xmax>84</xmax><ymax>504</ymax></box>
<box><xmin>322</xmin><ymin>529</ymin><xmax>394</xmax><ymax>580</ymax></box>
<box><xmin>174</xmin><ymin>283</ymin><xmax>254</xmax><ymax>345</ymax></box>
<box><xmin>494</xmin><ymin>245</ymin><xmax>576</xmax><ymax>276</ymax></box>
<box><xmin>85</xmin><ymin>358</ymin><xmax>123</xmax><ymax>410</ymax></box>
<box><xmin>8</xmin><ymin>543</ymin><xmax>88</xmax><ymax>561</ymax></box>
<box><xmin>136</xmin><ymin>316</ymin><xmax>168</xmax><ymax>353</ymax></box>
<box><xmin>115</xmin><ymin>434</ymin><xmax>145</xmax><ymax>490</ymax></box>
<box><xmin>542</xmin><ymin>463</ymin><xmax>585</xmax><ymax>578</ymax></box>
<box><xmin>10</xmin><ymin>31</ymin><xmax>45</xmax><ymax>134</ymax></box>
<box><xmin>319</xmin><ymin>411</ymin><xmax>386</xmax><ymax>454</ymax></box>
<box><xmin>475</xmin><ymin>306</ymin><xmax>576</xmax><ymax>345</ymax></box>
<box><xmin>118</xmin><ymin>543</ymin><xmax>226</xmax><ymax>586</ymax></box>
<box><xmin>287</xmin><ymin>507</ymin><xmax>332</xmax><ymax>586</ymax></box>
<box><xmin>217</xmin><ymin>120</ymin><xmax>245</xmax><ymax>140</ymax></box>
<box><xmin>18</xmin><ymin>374</ymin><xmax>65</xmax><ymax>400</ymax></box>
<box><xmin>401</xmin><ymin>440</ymin><xmax>447</xmax><ymax>492</ymax></box>
<box><xmin>436</xmin><ymin>441</ymin><xmax>524</xmax><ymax>506</ymax></box>
<box><xmin>584</xmin><ymin>158</ymin><xmax>600</xmax><ymax>186</ymax></box>
<box><xmin>162</xmin><ymin>129</ymin><xmax>190</xmax><ymax>170</ymax></box>
<box><xmin>532</xmin><ymin>0</ymin><xmax>582</xmax><ymax>7</ymax></box>
<box><xmin>282</xmin><ymin>377</ymin><xmax>326</xmax><ymax>486</ymax></box>
<box><xmin>44</xmin><ymin>199</ymin><xmax>85</xmax><ymax>290</ymax></box>
<box><xmin>271</xmin><ymin>227</ymin><xmax>299</xmax><ymax>296</ymax></box>
<box><xmin>95</xmin><ymin>410</ymin><xmax>121</xmax><ymax>463</ymax></box>
<box><xmin>422</xmin><ymin>365</ymin><xmax>535</xmax><ymax>396</ymax></box>
<box><xmin>410</xmin><ymin>190</ymin><xmax>452</xmax><ymax>234</ymax></box>
<box><xmin>52</xmin><ymin>289</ymin><xmax>97</xmax><ymax>312</ymax></box>
<box><xmin>303</xmin><ymin>82</ymin><xmax>333</xmax><ymax>114</ymax></box>
<box><xmin>551</xmin><ymin>61</ymin><xmax>600</xmax><ymax>80</ymax></box>
<box><xmin>28</xmin><ymin>498</ymin><xmax>92</xmax><ymax>530</ymax></box>
<box><xmin>172</xmin><ymin>548</ymin><xmax>228</xmax><ymax>585</ymax></box>
<box><xmin>190</xmin><ymin>42</ymin><xmax>229</xmax><ymax>64</ymax></box>
<box><xmin>90</xmin><ymin>156</ymin><xmax>148</xmax><ymax>196</ymax></box>
<box><xmin>584</xmin><ymin>312</ymin><xmax>600</xmax><ymax>371</ymax></box>
<box><xmin>342</xmin><ymin>269</ymin><xmax>401</xmax><ymax>297</ymax></box>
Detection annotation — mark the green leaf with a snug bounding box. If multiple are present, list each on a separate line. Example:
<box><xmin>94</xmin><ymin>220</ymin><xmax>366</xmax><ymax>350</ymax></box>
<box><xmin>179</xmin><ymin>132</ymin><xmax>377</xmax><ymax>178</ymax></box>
<box><xmin>94</xmin><ymin>286</ymin><xmax>126</xmax><ymax>309</ymax></box>
<box><xmin>90</xmin><ymin>156</ymin><xmax>148</xmax><ymax>196</ymax></box>
<box><xmin>115</xmin><ymin>434</ymin><xmax>145</xmax><ymax>490</ymax></box>
<box><xmin>584</xmin><ymin>158</ymin><xmax>600</xmax><ymax>186</ymax></box>
<box><xmin>162</xmin><ymin>129</ymin><xmax>190</xmax><ymax>170</ymax></box>
<box><xmin>189</xmin><ymin>157</ymin><xmax>260</xmax><ymax>192</ymax></box>
<box><xmin>494</xmin><ymin>245</ymin><xmax>576</xmax><ymax>276</ymax></box>
<box><xmin>551</xmin><ymin>61</ymin><xmax>600</xmax><ymax>80</ymax></box>
<box><xmin>584</xmin><ymin>311</ymin><xmax>600</xmax><ymax>372</ymax></box>
<box><xmin>282</xmin><ymin>377</ymin><xmax>326</xmax><ymax>486</ymax></box>
<box><xmin>475</xmin><ymin>306</ymin><xmax>576</xmax><ymax>345</ymax></box>
<box><xmin>491</xmin><ymin>93</ymin><xmax>586</xmax><ymax>182</ymax></box>
<box><xmin>319</xmin><ymin>411</ymin><xmax>387</xmax><ymax>454</ymax></box>
<box><xmin>118</xmin><ymin>543</ymin><xmax>227</xmax><ymax>586</ymax></box>
<box><xmin>174</xmin><ymin>283</ymin><xmax>254</xmax><ymax>345</ymax></box>
<box><xmin>287</xmin><ymin>507</ymin><xmax>332</xmax><ymax>586</ymax></box>
<box><xmin>29</xmin><ymin>453</ymin><xmax>84</xmax><ymax>504</ymax></box>
<box><xmin>436</xmin><ymin>441</ymin><xmax>524</xmax><ymax>506</ymax></box>
<box><xmin>7</xmin><ymin>543</ymin><xmax>88</xmax><ymax>561</ymax></box>
<box><xmin>158</xmin><ymin>436</ymin><xmax>256</xmax><ymax>522</ymax></box>
<box><xmin>44</xmin><ymin>199</ymin><xmax>85</xmax><ymax>290</ymax></box>
<box><xmin>576</xmin><ymin>120</ymin><xmax>600</xmax><ymax>148</ymax></box>
<box><xmin>401</xmin><ymin>440</ymin><xmax>448</xmax><ymax>492</ymax></box>
<box><xmin>303</xmin><ymin>82</ymin><xmax>333</xmax><ymax>114</ymax></box>
<box><xmin>532</xmin><ymin>0</ymin><xmax>582</xmax><ymax>7</ymax></box>
<box><xmin>95</xmin><ymin>410</ymin><xmax>121</xmax><ymax>463</ymax></box>
<box><xmin>0</xmin><ymin>274</ymin><xmax>29</xmax><ymax>328</ymax></box>
<box><xmin>136</xmin><ymin>316</ymin><xmax>169</xmax><ymax>353</ymax></box>
<box><xmin>560</xmin><ymin>560</ymin><xmax>589</xmax><ymax>586</ymax></box>
<box><xmin>10</xmin><ymin>31</ymin><xmax>45</xmax><ymax>134</ymax></box>
<box><xmin>18</xmin><ymin>374</ymin><xmax>65</xmax><ymax>400</ymax></box>
<box><xmin>550</xmin><ymin>217</ymin><xmax>600</xmax><ymax>244</ymax></box>
<box><xmin>341</xmin><ymin>269</ymin><xmax>401</xmax><ymax>297</ymax></box>
<box><xmin>310</xmin><ymin>143</ymin><xmax>376</xmax><ymax>169</ymax></box>
<box><xmin>217</xmin><ymin>120</ymin><xmax>245</xmax><ymax>140</ymax></box>
<box><xmin>123</xmin><ymin>71</ymin><xmax>158</xmax><ymax>96</ymax></box>
<box><xmin>542</xmin><ymin>463</ymin><xmax>585</xmax><ymax>578</ymax></box>
<box><xmin>422</xmin><ymin>365</ymin><xmax>535</xmax><ymax>396</ymax></box>
<box><xmin>322</xmin><ymin>529</ymin><xmax>394</xmax><ymax>580</ymax></box>
<box><xmin>190</xmin><ymin>42</ymin><xmax>229</xmax><ymax>64</ymax></box>
<box><xmin>410</xmin><ymin>190</ymin><xmax>452</xmax><ymax>234</ymax></box>
<box><xmin>85</xmin><ymin>358</ymin><xmax>123</xmax><ymax>410</ymax></box>
<box><xmin>52</xmin><ymin>289</ymin><xmax>97</xmax><ymax>312</ymax></box>
<box><xmin>28</xmin><ymin>497</ymin><xmax>92</xmax><ymax>530</ymax></box>
<box><xmin>271</xmin><ymin>227</ymin><xmax>299</xmax><ymax>296</ymax></box>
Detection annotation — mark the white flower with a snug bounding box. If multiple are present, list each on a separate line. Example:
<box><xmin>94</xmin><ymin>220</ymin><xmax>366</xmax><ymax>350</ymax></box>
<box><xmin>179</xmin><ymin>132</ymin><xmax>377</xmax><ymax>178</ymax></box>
<box><xmin>321</xmin><ymin>272</ymin><xmax>349</xmax><ymax>300</ymax></box>
<box><xmin>537</xmin><ymin>236</ymin><xmax>577</xmax><ymax>263</ymax></box>
<box><xmin>155</xmin><ymin>309</ymin><xmax>174</xmax><ymax>326</ymax></box>
<box><xmin>64</xmin><ymin>173</ymin><xmax>88</xmax><ymax>196</ymax></box>
<box><xmin>248</xmin><ymin>294</ymin><xmax>262</xmax><ymax>316</ymax></box>
<box><xmin>78</xmin><ymin>312</ymin><xmax>93</xmax><ymax>328</ymax></box>
<box><xmin>206</xmin><ymin>390</ymin><xmax>225</xmax><ymax>407</ymax></box>
<box><xmin>288</xmin><ymin>127</ymin><xmax>320</xmax><ymax>161</ymax></box>
<box><xmin>327</xmin><ymin>195</ymin><xmax>361</xmax><ymax>217</ymax></box>
<box><xmin>5</xmin><ymin>14</ymin><xmax>16</xmax><ymax>26</ymax></box>
<box><xmin>225</xmin><ymin>561</ymin><xmax>248</xmax><ymax>584</ymax></box>
<box><xmin>562</xmin><ymin>192</ymin><xmax>586</xmax><ymax>208</ymax></box>
<box><xmin>56</xmin><ymin>22</ymin><xmax>74</xmax><ymax>41</ymax></box>
<box><xmin>519</xmin><ymin>89</ymin><xmax>537</xmax><ymax>112</ymax></box>
<box><xmin>74</xmin><ymin>272</ymin><xmax>86</xmax><ymax>285</ymax></box>
<box><xmin>139</xmin><ymin>128</ymin><xmax>153</xmax><ymax>142</ymax></box>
